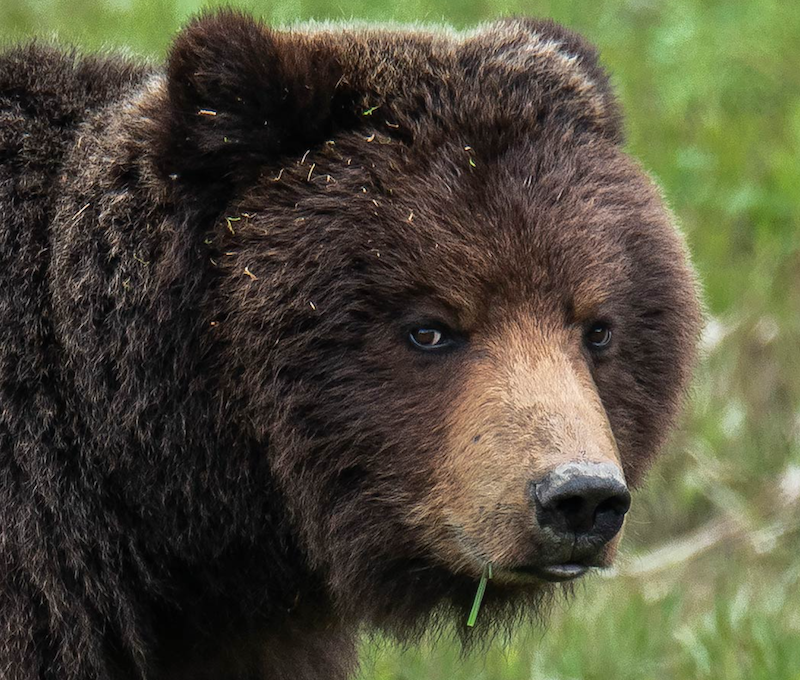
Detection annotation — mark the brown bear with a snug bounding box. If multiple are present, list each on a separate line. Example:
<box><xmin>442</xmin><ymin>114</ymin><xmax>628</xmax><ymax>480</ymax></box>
<box><xmin>0</xmin><ymin>10</ymin><xmax>701</xmax><ymax>680</ymax></box>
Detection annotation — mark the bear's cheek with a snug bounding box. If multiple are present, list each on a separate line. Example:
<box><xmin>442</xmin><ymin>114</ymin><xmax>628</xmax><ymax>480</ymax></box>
<box><xmin>409</xmin><ymin>341</ymin><xmax>625</xmax><ymax>579</ymax></box>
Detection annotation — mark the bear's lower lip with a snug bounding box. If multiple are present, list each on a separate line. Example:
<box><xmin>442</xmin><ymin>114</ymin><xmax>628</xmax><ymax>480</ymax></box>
<box><xmin>511</xmin><ymin>563</ymin><xmax>589</xmax><ymax>582</ymax></box>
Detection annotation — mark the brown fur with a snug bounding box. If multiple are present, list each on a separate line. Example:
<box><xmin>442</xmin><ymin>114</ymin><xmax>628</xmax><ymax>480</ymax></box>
<box><xmin>0</xmin><ymin>10</ymin><xmax>701</xmax><ymax>680</ymax></box>
<box><xmin>421</xmin><ymin>320</ymin><xmax>624</xmax><ymax>575</ymax></box>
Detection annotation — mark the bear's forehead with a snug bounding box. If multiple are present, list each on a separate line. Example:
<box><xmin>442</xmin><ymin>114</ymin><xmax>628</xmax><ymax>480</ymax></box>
<box><xmin>242</xmin><ymin>115</ymin><xmax>641</xmax><ymax>327</ymax></box>
<box><xmin>351</xmin><ymin>137</ymin><xmax>632</xmax><ymax>306</ymax></box>
<box><xmin>270</xmin><ymin>142</ymin><xmax>635</xmax><ymax>333</ymax></box>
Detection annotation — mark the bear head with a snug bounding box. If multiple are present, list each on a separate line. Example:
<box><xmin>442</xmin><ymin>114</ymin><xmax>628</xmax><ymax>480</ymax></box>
<box><xmin>147</xmin><ymin>10</ymin><xmax>701</xmax><ymax>635</ymax></box>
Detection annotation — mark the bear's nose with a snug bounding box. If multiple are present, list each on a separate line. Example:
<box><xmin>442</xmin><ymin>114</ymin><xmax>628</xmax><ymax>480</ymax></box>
<box><xmin>532</xmin><ymin>461</ymin><xmax>631</xmax><ymax>545</ymax></box>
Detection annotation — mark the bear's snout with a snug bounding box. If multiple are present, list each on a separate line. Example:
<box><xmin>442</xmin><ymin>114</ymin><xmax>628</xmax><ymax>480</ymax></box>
<box><xmin>532</xmin><ymin>461</ymin><xmax>630</xmax><ymax>548</ymax></box>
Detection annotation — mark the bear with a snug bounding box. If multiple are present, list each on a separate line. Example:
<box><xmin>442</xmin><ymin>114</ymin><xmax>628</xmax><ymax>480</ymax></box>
<box><xmin>0</xmin><ymin>9</ymin><xmax>702</xmax><ymax>680</ymax></box>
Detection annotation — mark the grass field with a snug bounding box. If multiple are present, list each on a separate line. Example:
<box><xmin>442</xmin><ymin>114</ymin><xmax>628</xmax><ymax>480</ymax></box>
<box><xmin>2</xmin><ymin>0</ymin><xmax>799</xmax><ymax>677</ymax></box>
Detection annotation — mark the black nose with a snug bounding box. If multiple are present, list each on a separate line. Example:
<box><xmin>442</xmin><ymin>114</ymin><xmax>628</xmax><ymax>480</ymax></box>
<box><xmin>532</xmin><ymin>462</ymin><xmax>631</xmax><ymax>545</ymax></box>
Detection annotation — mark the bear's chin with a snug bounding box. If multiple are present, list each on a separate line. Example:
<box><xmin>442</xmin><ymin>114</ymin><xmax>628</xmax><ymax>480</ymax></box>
<box><xmin>332</xmin><ymin>555</ymin><xmax>563</xmax><ymax>645</ymax></box>
<box><xmin>383</xmin><ymin>585</ymin><xmax>561</xmax><ymax>649</ymax></box>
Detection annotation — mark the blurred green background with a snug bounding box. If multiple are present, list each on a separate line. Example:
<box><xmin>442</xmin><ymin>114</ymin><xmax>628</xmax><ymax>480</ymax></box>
<box><xmin>3</xmin><ymin>0</ymin><xmax>799</xmax><ymax>678</ymax></box>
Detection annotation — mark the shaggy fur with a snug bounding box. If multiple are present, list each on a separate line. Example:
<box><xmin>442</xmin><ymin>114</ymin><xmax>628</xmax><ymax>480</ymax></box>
<box><xmin>0</xmin><ymin>11</ymin><xmax>701</xmax><ymax>680</ymax></box>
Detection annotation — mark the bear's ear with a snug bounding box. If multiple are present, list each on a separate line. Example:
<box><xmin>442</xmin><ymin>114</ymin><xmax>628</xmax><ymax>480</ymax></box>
<box><xmin>474</xmin><ymin>17</ymin><xmax>623</xmax><ymax>143</ymax></box>
<box><xmin>154</xmin><ymin>10</ymin><xmax>353</xmax><ymax>197</ymax></box>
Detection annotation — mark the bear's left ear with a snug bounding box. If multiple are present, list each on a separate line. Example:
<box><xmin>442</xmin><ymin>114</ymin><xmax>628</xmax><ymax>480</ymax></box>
<box><xmin>154</xmin><ymin>10</ymin><xmax>353</xmax><ymax>197</ymax></box>
<box><xmin>473</xmin><ymin>17</ymin><xmax>624</xmax><ymax>143</ymax></box>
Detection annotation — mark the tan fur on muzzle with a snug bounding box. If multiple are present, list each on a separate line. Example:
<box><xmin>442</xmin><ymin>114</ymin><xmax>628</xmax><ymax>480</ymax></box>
<box><xmin>414</xmin><ymin>321</ymin><xmax>626</xmax><ymax>579</ymax></box>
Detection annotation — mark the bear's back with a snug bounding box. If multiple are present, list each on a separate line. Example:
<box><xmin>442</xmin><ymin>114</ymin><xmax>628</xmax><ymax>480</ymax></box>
<box><xmin>0</xmin><ymin>44</ymin><xmax>150</xmax><ymax>401</ymax></box>
<box><xmin>0</xmin><ymin>43</ymin><xmax>150</xmax><ymax>202</ymax></box>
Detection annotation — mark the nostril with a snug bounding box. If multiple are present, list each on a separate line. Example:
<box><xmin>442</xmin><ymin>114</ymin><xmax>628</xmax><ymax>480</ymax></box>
<box><xmin>554</xmin><ymin>495</ymin><xmax>592</xmax><ymax>533</ymax></box>
<box><xmin>555</xmin><ymin>496</ymin><xmax>585</xmax><ymax>518</ymax></box>
<box><xmin>596</xmin><ymin>493</ymin><xmax>630</xmax><ymax>518</ymax></box>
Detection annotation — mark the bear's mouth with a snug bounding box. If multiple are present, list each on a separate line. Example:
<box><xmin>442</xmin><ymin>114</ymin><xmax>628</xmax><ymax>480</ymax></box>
<box><xmin>510</xmin><ymin>562</ymin><xmax>589</xmax><ymax>582</ymax></box>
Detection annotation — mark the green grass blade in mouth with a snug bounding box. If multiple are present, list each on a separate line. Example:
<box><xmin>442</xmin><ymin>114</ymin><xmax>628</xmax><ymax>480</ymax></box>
<box><xmin>467</xmin><ymin>562</ymin><xmax>492</xmax><ymax>627</ymax></box>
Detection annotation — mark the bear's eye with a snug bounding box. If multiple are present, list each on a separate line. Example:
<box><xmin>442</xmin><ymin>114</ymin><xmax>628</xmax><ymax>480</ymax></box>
<box><xmin>586</xmin><ymin>322</ymin><xmax>612</xmax><ymax>350</ymax></box>
<box><xmin>408</xmin><ymin>326</ymin><xmax>453</xmax><ymax>351</ymax></box>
